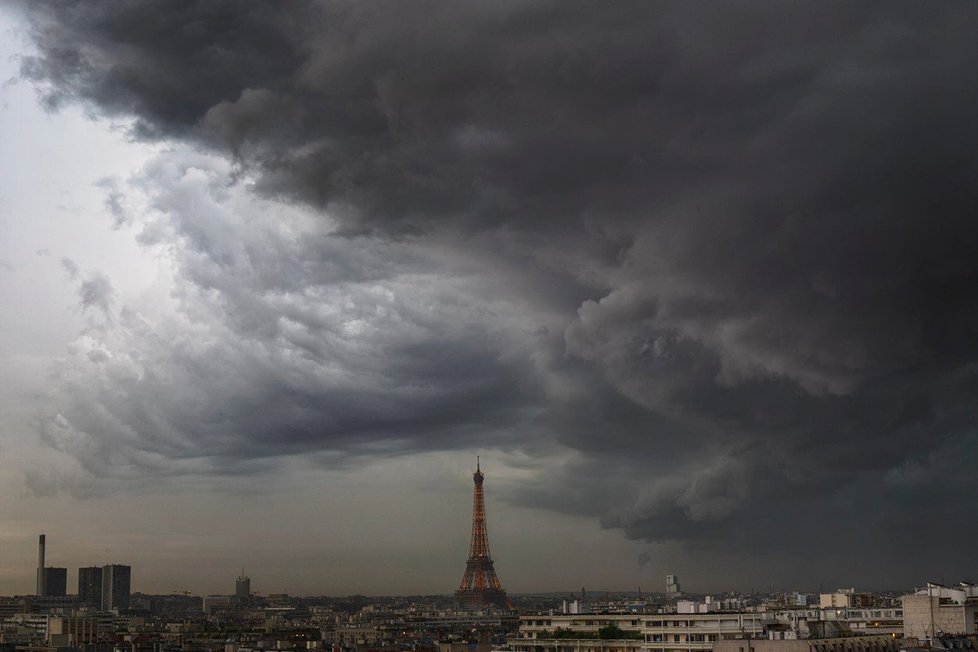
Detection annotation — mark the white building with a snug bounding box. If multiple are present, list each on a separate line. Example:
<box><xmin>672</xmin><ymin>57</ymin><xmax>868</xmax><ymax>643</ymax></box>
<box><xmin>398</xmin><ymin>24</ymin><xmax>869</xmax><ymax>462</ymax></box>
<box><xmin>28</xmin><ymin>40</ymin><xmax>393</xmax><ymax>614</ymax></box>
<box><xmin>901</xmin><ymin>582</ymin><xmax>978</xmax><ymax>641</ymax></box>
<box><xmin>818</xmin><ymin>589</ymin><xmax>873</xmax><ymax>610</ymax></box>
<box><xmin>563</xmin><ymin>600</ymin><xmax>591</xmax><ymax>615</ymax></box>
<box><xmin>667</xmin><ymin>576</ymin><xmax>681</xmax><ymax>595</ymax></box>
<box><xmin>513</xmin><ymin>611</ymin><xmax>768</xmax><ymax>652</ymax></box>
<box><xmin>766</xmin><ymin>607</ymin><xmax>903</xmax><ymax>638</ymax></box>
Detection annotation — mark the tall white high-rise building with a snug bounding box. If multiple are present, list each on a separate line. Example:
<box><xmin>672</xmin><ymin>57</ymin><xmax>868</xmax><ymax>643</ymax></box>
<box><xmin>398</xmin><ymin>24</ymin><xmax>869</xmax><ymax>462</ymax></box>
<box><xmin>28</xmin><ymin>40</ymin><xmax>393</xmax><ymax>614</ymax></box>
<box><xmin>666</xmin><ymin>574</ymin><xmax>681</xmax><ymax>594</ymax></box>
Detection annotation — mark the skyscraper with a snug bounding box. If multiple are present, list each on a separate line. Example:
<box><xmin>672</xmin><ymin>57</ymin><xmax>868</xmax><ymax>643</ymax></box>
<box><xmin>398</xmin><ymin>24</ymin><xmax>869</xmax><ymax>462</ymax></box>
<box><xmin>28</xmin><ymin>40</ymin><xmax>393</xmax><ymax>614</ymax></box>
<box><xmin>44</xmin><ymin>567</ymin><xmax>67</xmax><ymax>597</ymax></box>
<box><xmin>666</xmin><ymin>574</ymin><xmax>681</xmax><ymax>595</ymax></box>
<box><xmin>235</xmin><ymin>570</ymin><xmax>250</xmax><ymax>598</ymax></box>
<box><xmin>101</xmin><ymin>565</ymin><xmax>131</xmax><ymax>611</ymax></box>
<box><xmin>78</xmin><ymin>566</ymin><xmax>103</xmax><ymax>609</ymax></box>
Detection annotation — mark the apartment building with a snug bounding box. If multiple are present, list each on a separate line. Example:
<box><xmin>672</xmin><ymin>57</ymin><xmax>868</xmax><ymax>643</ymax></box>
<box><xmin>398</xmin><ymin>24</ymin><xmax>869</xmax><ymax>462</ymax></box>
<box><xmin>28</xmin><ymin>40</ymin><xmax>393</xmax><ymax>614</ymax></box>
<box><xmin>47</xmin><ymin>616</ymin><xmax>100</xmax><ymax>646</ymax></box>
<box><xmin>769</xmin><ymin>608</ymin><xmax>903</xmax><ymax>637</ymax></box>
<box><xmin>714</xmin><ymin>634</ymin><xmax>903</xmax><ymax>652</ymax></box>
<box><xmin>513</xmin><ymin>612</ymin><xmax>768</xmax><ymax>652</ymax></box>
<box><xmin>902</xmin><ymin>583</ymin><xmax>978</xmax><ymax>641</ymax></box>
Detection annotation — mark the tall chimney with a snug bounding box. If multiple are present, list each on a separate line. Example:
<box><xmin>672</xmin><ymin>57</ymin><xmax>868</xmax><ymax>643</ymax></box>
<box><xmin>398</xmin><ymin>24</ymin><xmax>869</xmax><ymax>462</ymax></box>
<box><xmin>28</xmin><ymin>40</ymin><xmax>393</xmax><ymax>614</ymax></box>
<box><xmin>36</xmin><ymin>534</ymin><xmax>46</xmax><ymax>597</ymax></box>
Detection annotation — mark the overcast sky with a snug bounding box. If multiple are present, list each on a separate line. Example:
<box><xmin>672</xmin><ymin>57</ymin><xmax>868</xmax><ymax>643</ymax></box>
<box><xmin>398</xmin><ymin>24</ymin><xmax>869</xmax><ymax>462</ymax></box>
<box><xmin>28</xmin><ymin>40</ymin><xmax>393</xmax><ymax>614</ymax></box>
<box><xmin>1</xmin><ymin>1</ymin><xmax>976</xmax><ymax>597</ymax></box>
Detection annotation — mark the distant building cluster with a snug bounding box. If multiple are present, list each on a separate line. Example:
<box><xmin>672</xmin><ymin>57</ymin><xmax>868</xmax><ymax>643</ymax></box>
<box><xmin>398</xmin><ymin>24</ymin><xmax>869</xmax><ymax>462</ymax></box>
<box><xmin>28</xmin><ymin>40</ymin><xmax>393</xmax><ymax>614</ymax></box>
<box><xmin>0</xmin><ymin>588</ymin><xmax>515</xmax><ymax>652</ymax></box>
<box><xmin>2</xmin><ymin>560</ymin><xmax>977</xmax><ymax>652</ymax></box>
<box><xmin>512</xmin><ymin>580</ymin><xmax>977</xmax><ymax>652</ymax></box>
<box><xmin>33</xmin><ymin>534</ymin><xmax>131</xmax><ymax>611</ymax></box>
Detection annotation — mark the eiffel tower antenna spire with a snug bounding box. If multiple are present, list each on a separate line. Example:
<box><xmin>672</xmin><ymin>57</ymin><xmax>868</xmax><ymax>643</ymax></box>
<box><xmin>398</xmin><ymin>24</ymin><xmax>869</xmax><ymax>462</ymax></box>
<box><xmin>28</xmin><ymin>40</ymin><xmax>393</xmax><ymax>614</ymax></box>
<box><xmin>454</xmin><ymin>458</ymin><xmax>511</xmax><ymax>609</ymax></box>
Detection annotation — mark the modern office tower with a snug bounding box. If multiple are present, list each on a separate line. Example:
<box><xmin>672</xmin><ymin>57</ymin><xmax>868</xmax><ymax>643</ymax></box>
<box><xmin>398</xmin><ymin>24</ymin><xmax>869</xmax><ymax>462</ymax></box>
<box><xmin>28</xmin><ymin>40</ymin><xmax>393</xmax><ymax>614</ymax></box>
<box><xmin>44</xmin><ymin>567</ymin><xmax>67</xmax><ymax>597</ymax></box>
<box><xmin>666</xmin><ymin>574</ymin><xmax>681</xmax><ymax>594</ymax></box>
<box><xmin>78</xmin><ymin>566</ymin><xmax>103</xmax><ymax>609</ymax></box>
<box><xmin>235</xmin><ymin>571</ymin><xmax>251</xmax><ymax>598</ymax></box>
<box><xmin>101</xmin><ymin>565</ymin><xmax>131</xmax><ymax>611</ymax></box>
<box><xmin>36</xmin><ymin>535</ymin><xmax>46</xmax><ymax>597</ymax></box>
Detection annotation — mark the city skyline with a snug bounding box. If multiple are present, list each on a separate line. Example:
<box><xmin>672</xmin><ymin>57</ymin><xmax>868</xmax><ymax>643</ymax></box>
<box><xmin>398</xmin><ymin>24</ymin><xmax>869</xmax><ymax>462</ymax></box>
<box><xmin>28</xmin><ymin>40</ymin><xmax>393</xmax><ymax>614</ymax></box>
<box><xmin>11</xmin><ymin>529</ymin><xmax>954</xmax><ymax>598</ymax></box>
<box><xmin>1</xmin><ymin>1</ymin><xmax>977</xmax><ymax>596</ymax></box>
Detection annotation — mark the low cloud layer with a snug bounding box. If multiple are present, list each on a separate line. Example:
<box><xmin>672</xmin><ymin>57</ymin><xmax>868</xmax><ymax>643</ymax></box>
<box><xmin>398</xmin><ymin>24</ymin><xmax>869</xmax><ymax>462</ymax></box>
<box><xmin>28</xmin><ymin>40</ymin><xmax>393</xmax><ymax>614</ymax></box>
<box><xmin>14</xmin><ymin>0</ymin><xmax>978</xmax><ymax>578</ymax></box>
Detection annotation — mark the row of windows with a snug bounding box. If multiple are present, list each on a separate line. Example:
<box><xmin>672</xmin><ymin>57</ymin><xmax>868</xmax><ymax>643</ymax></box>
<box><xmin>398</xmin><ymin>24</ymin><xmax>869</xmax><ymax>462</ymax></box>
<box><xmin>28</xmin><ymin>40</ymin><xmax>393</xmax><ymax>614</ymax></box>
<box><xmin>524</xmin><ymin>620</ymin><xmax>643</xmax><ymax>627</ymax></box>
<box><xmin>515</xmin><ymin>641</ymin><xmax>755</xmax><ymax>652</ymax></box>
<box><xmin>647</xmin><ymin>634</ymin><xmax>718</xmax><ymax>642</ymax></box>
<box><xmin>524</xmin><ymin>618</ymin><xmax>760</xmax><ymax>627</ymax></box>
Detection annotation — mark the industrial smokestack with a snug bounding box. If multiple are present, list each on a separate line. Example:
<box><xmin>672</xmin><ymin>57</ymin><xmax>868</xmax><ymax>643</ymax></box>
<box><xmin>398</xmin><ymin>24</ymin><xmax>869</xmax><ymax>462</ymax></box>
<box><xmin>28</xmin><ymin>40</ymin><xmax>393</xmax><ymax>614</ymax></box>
<box><xmin>36</xmin><ymin>534</ymin><xmax>46</xmax><ymax>597</ymax></box>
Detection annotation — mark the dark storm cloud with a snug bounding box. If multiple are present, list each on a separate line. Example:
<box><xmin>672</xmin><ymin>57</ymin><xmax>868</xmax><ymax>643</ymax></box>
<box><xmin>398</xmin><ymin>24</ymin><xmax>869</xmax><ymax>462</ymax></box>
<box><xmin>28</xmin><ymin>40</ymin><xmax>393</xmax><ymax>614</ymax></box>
<box><xmin>38</xmin><ymin>150</ymin><xmax>553</xmax><ymax>480</ymax></box>
<box><xmin>18</xmin><ymin>0</ymin><xmax>978</xmax><ymax>573</ymax></box>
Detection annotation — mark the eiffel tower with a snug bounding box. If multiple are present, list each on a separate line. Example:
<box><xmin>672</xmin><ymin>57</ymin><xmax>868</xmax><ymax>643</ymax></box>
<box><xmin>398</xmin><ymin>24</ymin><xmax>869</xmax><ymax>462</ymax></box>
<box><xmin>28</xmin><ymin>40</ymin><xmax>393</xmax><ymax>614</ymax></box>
<box><xmin>455</xmin><ymin>457</ymin><xmax>512</xmax><ymax>609</ymax></box>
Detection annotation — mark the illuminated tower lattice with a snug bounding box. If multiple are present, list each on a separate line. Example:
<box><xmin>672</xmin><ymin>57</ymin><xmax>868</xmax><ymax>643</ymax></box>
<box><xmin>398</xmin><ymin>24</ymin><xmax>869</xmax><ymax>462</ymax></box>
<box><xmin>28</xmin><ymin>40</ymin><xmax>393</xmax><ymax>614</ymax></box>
<box><xmin>455</xmin><ymin>457</ymin><xmax>512</xmax><ymax>609</ymax></box>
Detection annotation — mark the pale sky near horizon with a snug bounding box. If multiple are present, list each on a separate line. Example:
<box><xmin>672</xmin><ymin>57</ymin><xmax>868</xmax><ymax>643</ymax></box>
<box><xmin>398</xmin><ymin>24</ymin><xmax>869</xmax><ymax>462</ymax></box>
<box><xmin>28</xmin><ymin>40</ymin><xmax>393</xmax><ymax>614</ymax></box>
<box><xmin>1</xmin><ymin>2</ymin><xmax>976</xmax><ymax>596</ymax></box>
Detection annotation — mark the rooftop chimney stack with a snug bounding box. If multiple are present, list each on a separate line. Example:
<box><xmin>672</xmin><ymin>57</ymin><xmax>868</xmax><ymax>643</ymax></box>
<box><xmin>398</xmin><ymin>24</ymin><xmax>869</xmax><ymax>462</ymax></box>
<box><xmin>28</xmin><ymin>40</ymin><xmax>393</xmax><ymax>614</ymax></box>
<box><xmin>36</xmin><ymin>534</ymin><xmax>46</xmax><ymax>597</ymax></box>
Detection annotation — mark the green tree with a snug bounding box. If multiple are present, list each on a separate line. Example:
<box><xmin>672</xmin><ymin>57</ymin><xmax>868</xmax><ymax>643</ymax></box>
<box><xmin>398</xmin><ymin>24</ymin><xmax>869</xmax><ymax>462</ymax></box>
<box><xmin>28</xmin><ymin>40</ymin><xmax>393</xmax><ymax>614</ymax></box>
<box><xmin>598</xmin><ymin>625</ymin><xmax>624</xmax><ymax>640</ymax></box>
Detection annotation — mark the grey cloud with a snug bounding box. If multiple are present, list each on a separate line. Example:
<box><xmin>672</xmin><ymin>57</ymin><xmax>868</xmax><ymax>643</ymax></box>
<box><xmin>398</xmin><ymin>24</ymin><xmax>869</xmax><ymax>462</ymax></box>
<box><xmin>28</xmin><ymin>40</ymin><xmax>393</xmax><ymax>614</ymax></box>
<box><xmin>62</xmin><ymin>257</ymin><xmax>116</xmax><ymax>316</ymax></box>
<box><xmin>16</xmin><ymin>0</ymin><xmax>978</xmax><ymax>579</ymax></box>
<box><xmin>23</xmin><ymin>466</ymin><xmax>103</xmax><ymax>500</ymax></box>
<box><xmin>60</xmin><ymin>256</ymin><xmax>78</xmax><ymax>280</ymax></box>
<box><xmin>77</xmin><ymin>271</ymin><xmax>114</xmax><ymax>313</ymax></box>
<box><xmin>96</xmin><ymin>177</ymin><xmax>130</xmax><ymax>228</ymax></box>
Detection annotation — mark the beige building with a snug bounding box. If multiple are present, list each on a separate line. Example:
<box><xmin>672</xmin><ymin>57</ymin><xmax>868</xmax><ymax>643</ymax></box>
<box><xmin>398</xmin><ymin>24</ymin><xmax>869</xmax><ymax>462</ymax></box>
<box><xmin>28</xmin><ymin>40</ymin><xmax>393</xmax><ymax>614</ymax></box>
<box><xmin>714</xmin><ymin>635</ymin><xmax>903</xmax><ymax>652</ymax></box>
<box><xmin>819</xmin><ymin>591</ymin><xmax>873</xmax><ymax>610</ymax></box>
<box><xmin>440</xmin><ymin>642</ymin><xmax>493</xmax><ymax>652</ymax></box>
<box><xmin>902</xmin><ymin>583</ymin><xmax>978</xmax><ymax>641</ymax></box>
<box><xmin>513</xmin><ymin>612</ymin><xmax>768</xmax><ymax>652</ymax></box>
<box><xmin>47</xmin><ymin>616</ymin><xmax>99</xmax><ymax>647</ymax></box>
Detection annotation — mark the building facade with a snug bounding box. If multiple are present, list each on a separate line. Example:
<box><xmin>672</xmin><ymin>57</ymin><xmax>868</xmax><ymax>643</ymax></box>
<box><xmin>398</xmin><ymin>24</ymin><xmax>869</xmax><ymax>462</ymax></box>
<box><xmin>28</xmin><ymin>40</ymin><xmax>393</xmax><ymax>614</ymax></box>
<box><xmin>902</xmin><ymin>583</ymin><xmax>978</xmax><ymax>641</ymax></box>
<box><xmin>47</xmin><ymin>616</ymin><xmax>100</xmax><ymax>646</ymax></box>
<box><xmin>714</xmin><ymin>634</ymin><xmax>903</xmax><ymax>652</ymax></box>
<box><xmin>818</xmin><ymin>590</ymin><xmax>873</xmax><ymax>610</ymax></box>
<box><xmin>667</xmin><ymin>576</ymin><xmax>681</xmax><ymax>595</ymax></box>
<box><xmin>769</xmin><ymin>607</ymin><xmax>903</xmax><ymax>638</ymax></box>
<box><xmin>514</xmin><ymin>612</ymin><xmax>768</xmax><ymax>652</ymax></box>
<box><xmin>78</xmin><ymin>566</ymin><xmax>103</xmax><ymax>609</ymax></box>
<box><xmin>44</xmin><ymin>567</ymin><xmax>67</xmax><ymax>597</ymax></box>
<box><xmin>101</xmin><ymin>564</ymin><xmax>132</xmax><ymax>611</ymax></box>
<box><xmin>236</xmin><ymin>573</ymin><xmax>251</xmax><ymax>598</ymax></box>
